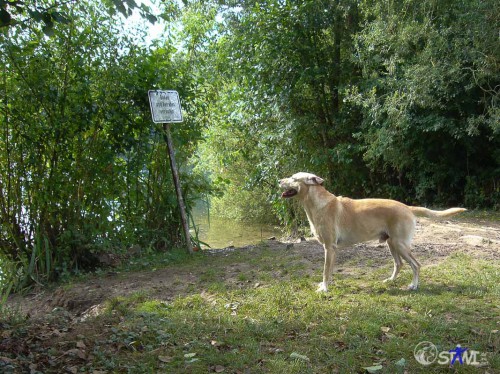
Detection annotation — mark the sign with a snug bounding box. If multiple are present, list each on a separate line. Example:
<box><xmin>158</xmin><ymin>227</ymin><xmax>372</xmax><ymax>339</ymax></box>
<box><xmin>148</xmin><ymin>90</ymin><xmax>183</xmax><ymax>123</ymax></box>
<box><xmin>147</xmin><ymin>89</ymin><xmax>193</xmax><ymax>254</ymax></box>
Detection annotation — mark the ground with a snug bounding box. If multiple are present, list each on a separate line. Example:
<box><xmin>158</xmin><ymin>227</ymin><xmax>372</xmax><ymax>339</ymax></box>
<box><xmin>1</xmin><ymin>216</ymin><xmax>499</xmax><ymax>373</ymax></box>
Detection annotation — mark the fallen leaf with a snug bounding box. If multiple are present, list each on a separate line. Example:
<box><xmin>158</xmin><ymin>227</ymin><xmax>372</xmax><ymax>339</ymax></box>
<box><xmin>52</xmin><ymin>329</ymin><xmax>62</xmax><ymax>337</ymax></box>
<box><xmin>395</xmin><ymin>358</ymin><xmax>406</xmax><ymax>367</ymax></box>
<box><xmin>290</xmin><ymin>352</ymin><xmax>310</xmax><ymax>362</ymax></box>
<box><xmin>214</xmin><ymin>365</ymin><xmax>225</xmax><ymax>372</ymax></box>
<box><xmin>333</xmin><ymin>341</ymin><xmax>347</xmax><ymax>351</ymax></box>
<box><xmin>380</xmin><ymin>327</ymin><xmax>391</xmax><ymax>333</ymax></box>
<box><xmin>158</xmin><ymin>356</ymin><xmax>173</xmax><ymax>363</ymax></box>
<box><xmin>76</xmin><ymin>341</ymin><xmax>86</xmax><ymax>349</ymax></box>
<box><xmin>224</xmin><ymin>302</ymin><xmax>240</xmax><ymax>311</ymax></box>
<box><xmin>268</xmin><ymin>347</ymin><xmax>284</xmax><ymax>354</ymax></box>
<box><xmin>67</xmin><ymin>366</ymin><xmax>78</xmax><ymax>374</ymax></box>
<box><xmin>184</xmin><ymin>353</ymin><xmax>197</xmax><ymax>359</ymax></box>
<box><xmin>363</xmin><ymin>365</ymin><xmax>383</xmax><ymax>373</ymax></box>
<box><xmin>65</xmin><ymin>348</ymin><xmax>86</xmax><ymax>360</ymax></box>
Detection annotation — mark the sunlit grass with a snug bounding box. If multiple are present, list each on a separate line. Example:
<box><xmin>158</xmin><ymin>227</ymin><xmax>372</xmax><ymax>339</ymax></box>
<box><xmin>86</xmin><ymin>250</ymin><xmax>499</xmax><ymax>373</ymax></box>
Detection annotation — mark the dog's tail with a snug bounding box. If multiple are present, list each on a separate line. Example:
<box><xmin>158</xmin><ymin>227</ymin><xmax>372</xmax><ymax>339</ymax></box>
<box><xmin>409</xmin><ymin>206</ymin><xmax>466</xmax><ymax>218</ymax></box>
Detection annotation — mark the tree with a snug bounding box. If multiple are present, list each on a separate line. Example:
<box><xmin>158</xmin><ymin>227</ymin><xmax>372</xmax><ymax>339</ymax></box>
<box><xmin>0</xmin><ymin>0</ymin><xmax>158</xmax><ymax>35</ymax></box>
<box><xmin>192</xmin><ymin>0</ymin><xmax>369</xmax><ymax>224</ymax></box>
<box><xmin>351</xmin><ymin>0</ymin><xmax>499</xmax><ymax>206</ymax></box>
<box><xmin>188</xmin><ymin>0</ymin><xmax>499</xmax><ymax>226</ymax></box>
<box><xmin>0</xmin><ymin>0</ymin><xmax>209</xmax><ymax>288</ymax></box>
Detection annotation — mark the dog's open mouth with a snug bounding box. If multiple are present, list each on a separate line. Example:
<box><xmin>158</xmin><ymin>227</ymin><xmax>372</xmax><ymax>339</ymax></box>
<box><xmin>281</xmin><ymin>189</ymin><xmax>298</xmax><ymax>198</ymax></box>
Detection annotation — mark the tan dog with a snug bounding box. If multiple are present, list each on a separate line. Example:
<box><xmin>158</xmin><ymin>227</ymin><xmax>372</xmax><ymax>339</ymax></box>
<box><xmin>279</xmin><ymin>172</ymin><xmax>466</xmax><ymax>292</ymax></box>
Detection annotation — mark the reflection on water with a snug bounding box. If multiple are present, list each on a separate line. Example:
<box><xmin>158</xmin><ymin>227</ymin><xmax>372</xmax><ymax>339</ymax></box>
<box><xmin>191</xmin><ymin>203</ymin><xmax>281</xmax><ymax>249</ymax></box>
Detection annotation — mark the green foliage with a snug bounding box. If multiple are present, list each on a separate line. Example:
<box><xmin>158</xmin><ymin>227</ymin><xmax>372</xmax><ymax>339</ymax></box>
<box><xmin>187</xmin><ymin>0</ymin><xmax>498</xmax><ymax>227</ymax></box>
<box><xmin>350</xmin><ymin>0</ymin><xmax>499</xmax><ymax>206</ymax></box>
<box><xmin>0</xmin><ymin>1</ymin><xmax>210</xmax><ymax>290</ymax></box>
<box><xmin>0</xmin><ymin>0</ymin><xmax>159</xmax><ymax>33</ymax></box>
<box><xmin>192</xmin><ymin>0</ymin><xmax>364</xmax><ymax>223</ymax></box>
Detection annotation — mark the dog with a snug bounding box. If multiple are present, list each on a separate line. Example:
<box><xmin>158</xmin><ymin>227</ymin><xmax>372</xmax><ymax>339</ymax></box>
<box><xmin>279</xmin><ymin>172</ymin><xmax>466</xmax><ymax>292</ymax></box>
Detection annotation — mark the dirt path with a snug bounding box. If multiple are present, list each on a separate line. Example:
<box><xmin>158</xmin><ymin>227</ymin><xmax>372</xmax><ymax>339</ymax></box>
<box><xmin>7</xmin><ymin>217</ymin><xmax>499</xmax><ymax>320</ymax></box>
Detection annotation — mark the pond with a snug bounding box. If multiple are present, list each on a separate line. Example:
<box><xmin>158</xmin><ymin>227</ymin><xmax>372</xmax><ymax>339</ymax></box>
<box><xmin>191</xmin><ymin>202</ymin><xmax>282</xmax><ymax>249</ymax></box>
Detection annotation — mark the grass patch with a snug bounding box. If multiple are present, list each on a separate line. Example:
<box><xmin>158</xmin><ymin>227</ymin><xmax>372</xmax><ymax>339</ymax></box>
<box><xmin>84</xmin><ymin>251</ymin><xmax>499</xmax><ymax>373</ymax></box>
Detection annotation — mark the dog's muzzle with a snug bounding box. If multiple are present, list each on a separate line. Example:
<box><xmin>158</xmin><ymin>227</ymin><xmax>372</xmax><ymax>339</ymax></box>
<box><xmin>281</xmin><ymin>189</ymin><xmax>298</xmax><ymax>198</ymax></box>
<box><xmin>279</xmin><ymin>179</ymin><xmax>298</xmax><ymax>198</ymax></box>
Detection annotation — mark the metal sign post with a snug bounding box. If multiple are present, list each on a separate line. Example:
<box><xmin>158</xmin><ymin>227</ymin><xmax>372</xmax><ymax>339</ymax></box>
<box><xmin>148</xmin><ymin>90</ymin><xmax>193</xmax><ymax>254</ymax></box>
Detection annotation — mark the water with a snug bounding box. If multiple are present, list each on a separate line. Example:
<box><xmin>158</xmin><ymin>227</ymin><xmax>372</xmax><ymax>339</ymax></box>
<box><xmin>191</xmin><ymin>203</ymin><xmax>281</xmax><ymax>249</ymax></box>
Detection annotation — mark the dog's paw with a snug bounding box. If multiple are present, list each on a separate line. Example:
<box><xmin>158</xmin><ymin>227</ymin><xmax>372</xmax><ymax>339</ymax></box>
<box><xmin>316</xmin><ymin>282</ymin><xmax>328</xmax><ymax>293</ymax></box>
<box><xmin>407</xmin><ymin>284</ymin><xmax>418</xmax><ymax>290</ymax></box>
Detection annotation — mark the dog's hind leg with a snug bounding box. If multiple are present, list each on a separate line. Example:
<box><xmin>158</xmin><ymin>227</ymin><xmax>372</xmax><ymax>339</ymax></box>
<box><xmin>383</xmin><ymin>240</ymin><xmax>403</xmax><ymax>283</ymax></box>
<box><xmin>317</xmin><ymin>245</ymin><xmax>336</xmax><ymax>293</ymax></box>
<box><xmin>391</xmin><ymin>239</ymin><xmax>421</xmax><ymax>290</ymax></box>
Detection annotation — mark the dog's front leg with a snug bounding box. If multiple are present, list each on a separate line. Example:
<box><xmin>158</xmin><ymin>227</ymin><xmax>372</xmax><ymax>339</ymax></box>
<box><xmin>317</xmin><ymin>245</ymin><xmax>336</xmax><ymax>293</ymax></box>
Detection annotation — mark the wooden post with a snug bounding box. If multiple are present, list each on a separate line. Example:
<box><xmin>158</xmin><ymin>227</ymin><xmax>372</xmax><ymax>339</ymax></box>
<box><xmin>163</xmin><ymin>123</ymin><xmax>193</xmax><ymax>254</ymax></box>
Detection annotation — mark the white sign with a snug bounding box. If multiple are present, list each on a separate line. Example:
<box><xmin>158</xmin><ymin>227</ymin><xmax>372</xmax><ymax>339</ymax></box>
<box><xmin>148</xmin><ymin>90</ymin><xmax>183</xmax><ymax>123</ymax></box>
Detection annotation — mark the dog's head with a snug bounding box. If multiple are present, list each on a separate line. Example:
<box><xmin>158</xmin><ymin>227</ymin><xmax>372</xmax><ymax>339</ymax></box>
<box><xmin>279</xmin><ymin>172</ymin><xmax>325</xmax><ymax>199</ymax></box>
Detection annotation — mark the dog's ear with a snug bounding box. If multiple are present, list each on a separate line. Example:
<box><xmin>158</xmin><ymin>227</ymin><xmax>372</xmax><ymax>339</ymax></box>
<box><xmin>313</xmin><ymin>176</ymin><xmax>324</xmax><ymax>185</ymax></box>
<box><xmin>305</xmin><ymin>176</ymin><xmax>324</xmax><ymax>185</ymax></box>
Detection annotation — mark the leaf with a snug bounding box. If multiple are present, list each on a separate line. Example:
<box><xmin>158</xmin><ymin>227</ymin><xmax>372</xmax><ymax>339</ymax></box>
<box><xmin>380</xmin><ymin>326</ymin><xmax>390</xmax><ymax>333</ymax></box>
<box><xmin>158</xmin><ymin>356</ymin><xmax>173</xmax><ymax>363</ymax></box>
<box><xmin>395</xmin><ymin>358</ymin><xmax>406</xmax><ymax>367</ymax></box>
<box><xmin>214</xmin><ymin>365</ymin><xmax>225</xmax><ymax>372</ymax></box>
<box><xmin>112</xmin><ymin>0</ymin><xmax>128</xmax><ymax>17</ymax></box>
<box><xmin>42</xmin><ymin>23</ymin><xmax>55</xmax><ymax>37</ymax></box>
<box><xmin>125</xmin><ymin>0</ymin><xmax>138</xmax><ymax>8</ymax></box>
<box><xmin>65</xmin><ymin>348</ymin><xmax>86</xmax><ymax>360</ymax></box>
<box><xmin>0</xmin><ymin>356</ymin><xmax>15</xmax><ymax>364</ymax></box>
<box><xmin>146</xmin><ymin>14</ymin><xmax>157</xmax><ymax>24</ymax></box>
<box><xmin>76</xmin><ymin>341</ymin><xmax>86</xmax><ymax>349</ymax></box>
<box><xmin>0</xmin><ymin>8</ymin><xmax>12</xmax><ymax>26</ymax></box>
<box><xmin>333</xmin><ymin>340</ymin><xmax>347</xmax><ymax>351</ymax></box>
<box><xmin>184</xmin><ymin>353</ymin><xmax>197</xmax><ymax>358</ymax></box>
<box><xmin>363</xmin><ymin>365</ymin><xmax>383</xmax><ymax>373</ymax></box>
<box><xmin>51</xmin><ymin>11</ymin><xmax>71</xmax><ymax>24</ymax></box>
<box><xmin>290</xmin><ymin>352</ymin><xmax>310</xmax><ymax>362</ymax></box>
